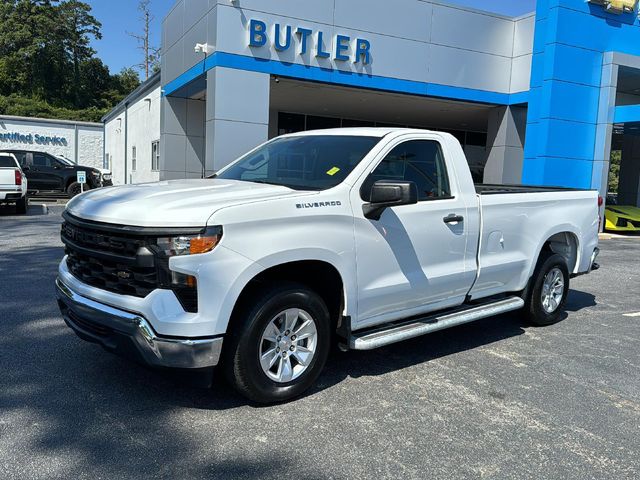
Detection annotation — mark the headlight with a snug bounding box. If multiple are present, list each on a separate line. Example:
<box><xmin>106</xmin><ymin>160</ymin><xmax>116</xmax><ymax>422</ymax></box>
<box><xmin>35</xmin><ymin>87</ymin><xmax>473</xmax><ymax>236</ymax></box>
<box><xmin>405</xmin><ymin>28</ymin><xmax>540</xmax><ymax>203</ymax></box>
<box><xmin>102</xmin><ymin>174</ymin><xmax>112</xmax><ymax>180</ymax></box>
<box><xmin>156</xmin><ymin>226</ymin><xmax>222</xmax><ymax>257</ymax></box>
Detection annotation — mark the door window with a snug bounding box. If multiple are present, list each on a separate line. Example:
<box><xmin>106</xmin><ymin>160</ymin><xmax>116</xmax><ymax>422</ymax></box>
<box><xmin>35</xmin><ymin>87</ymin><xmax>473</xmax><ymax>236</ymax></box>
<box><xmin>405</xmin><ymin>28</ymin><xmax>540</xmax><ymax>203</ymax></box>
<box><xmin>33</xmin><ymin>153</ymin><xmax>53</xmax><ymax>167</ymax></box>
<box><xmin>366</xmin><ymin>140</ymin><xmax>451</xmax><ymax>201</ymax></box>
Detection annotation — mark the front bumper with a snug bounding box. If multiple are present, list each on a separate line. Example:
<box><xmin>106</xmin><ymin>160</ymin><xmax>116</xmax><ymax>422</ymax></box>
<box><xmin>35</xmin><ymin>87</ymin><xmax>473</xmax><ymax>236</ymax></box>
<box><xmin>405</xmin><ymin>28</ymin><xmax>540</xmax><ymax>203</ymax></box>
<box><xmin>55</xmin><ymin>277</ymin><xmax>223</xmax><ymax>369</ymax></box>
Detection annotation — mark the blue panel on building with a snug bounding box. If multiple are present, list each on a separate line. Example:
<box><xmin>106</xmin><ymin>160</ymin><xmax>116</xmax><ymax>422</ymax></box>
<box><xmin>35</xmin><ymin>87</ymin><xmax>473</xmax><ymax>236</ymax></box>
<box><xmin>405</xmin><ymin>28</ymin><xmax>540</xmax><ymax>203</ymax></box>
<box><xmin>522</xmin><ymin>157</ymin><xmax>595</xmax><ymax>188</ymax></box>
<box><xmin>543</xmin><ymin>44</ymin><xmax>603</xmax><ymax>87</ymax></box>
<box><xmin>523</xmin><ymin>0</ymin><xmax>640</xmax><ymax>189</ymax></box>
<box><xmin>539</xmin><ymin>80</ymin><xmax>600</xmax><ymax>124</ymax></box>
<box><xmin>539</xmin><ymin>119</ymin><xmax>597</xmax><ymax>161</ymax></box>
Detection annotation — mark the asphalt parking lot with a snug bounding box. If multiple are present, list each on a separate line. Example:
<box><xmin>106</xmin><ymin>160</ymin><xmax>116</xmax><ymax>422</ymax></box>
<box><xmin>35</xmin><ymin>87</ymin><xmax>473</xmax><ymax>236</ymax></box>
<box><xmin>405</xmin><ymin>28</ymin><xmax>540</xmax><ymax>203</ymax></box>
<box><xmin>1</xmin><ymin>204</ymin><xmax>639</xmax><ymax>480</ymax></box>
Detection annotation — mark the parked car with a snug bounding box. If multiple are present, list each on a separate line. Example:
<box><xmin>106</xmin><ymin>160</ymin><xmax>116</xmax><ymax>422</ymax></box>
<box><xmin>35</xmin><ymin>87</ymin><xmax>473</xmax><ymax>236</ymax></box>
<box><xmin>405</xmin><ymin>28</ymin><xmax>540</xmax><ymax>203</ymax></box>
<box><xmin>56</xmin><ymin>154</ymin><xmax>113</xmax><ymax>187</ymax></box>
<box><xmin>55</xmin><ymin>128</ymin><xmax>601</xmax><ymax>403</ymax></box>
<box><xmin>0</xmin><ymin>152</ymin><xmax>28</xmax><ymax>214</ymax></box>
<box><xmin>605</xmin><ymin>204</ymin><xmax>640</xmax><ymax>232</ymax></box>
<box><xmin>0</xmin><ymin>149</ymin><xmax>110</xmax><ymax>197</ymax></box>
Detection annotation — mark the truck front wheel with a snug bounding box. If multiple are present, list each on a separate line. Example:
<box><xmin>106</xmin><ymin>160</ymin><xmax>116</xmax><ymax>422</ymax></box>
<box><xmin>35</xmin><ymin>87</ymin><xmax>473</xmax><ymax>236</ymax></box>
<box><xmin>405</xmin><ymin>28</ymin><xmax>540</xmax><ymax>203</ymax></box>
<box><xmin>223</xmin><ymin>283</ymin><xmax>331</xmax><ymax>403</ymax></box>
<box><xmin>67</xmin><ymin>182</ymin><xmax>83</xmax><ymax>197</ymax></box>
<box><xmin>524</xmin><ymin>252</ymin><xmax>570</xmax><ymax>326</ymax></box>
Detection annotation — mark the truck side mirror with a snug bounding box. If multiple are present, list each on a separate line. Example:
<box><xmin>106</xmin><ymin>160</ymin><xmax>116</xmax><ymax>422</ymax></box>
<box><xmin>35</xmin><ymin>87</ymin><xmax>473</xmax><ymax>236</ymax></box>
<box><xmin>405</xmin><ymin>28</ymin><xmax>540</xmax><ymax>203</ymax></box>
<box><xmin>362</xmin><ymin>180</ymin><xmax>418</xmax><ymax>220</ymax></box>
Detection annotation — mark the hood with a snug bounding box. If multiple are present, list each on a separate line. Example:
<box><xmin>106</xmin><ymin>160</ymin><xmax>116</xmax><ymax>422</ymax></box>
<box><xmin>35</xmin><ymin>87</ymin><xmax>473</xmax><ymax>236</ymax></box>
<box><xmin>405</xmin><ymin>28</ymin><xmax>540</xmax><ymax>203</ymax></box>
<box><xmin>66</xmin><ymin>179</ymin><xmax>311</xmax><ymax>227</ymax></box>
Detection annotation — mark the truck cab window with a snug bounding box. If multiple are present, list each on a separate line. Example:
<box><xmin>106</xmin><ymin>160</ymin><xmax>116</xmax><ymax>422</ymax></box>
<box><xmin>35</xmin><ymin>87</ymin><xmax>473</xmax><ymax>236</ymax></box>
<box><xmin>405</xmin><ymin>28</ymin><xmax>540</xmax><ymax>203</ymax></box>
<box><xmin>10</xmin><ymin>152</ymin><xmax>27</xmax><ymax>166</ymax></box>
<box><xmin>368</xmin><ymin>140</ymin><xmax>451</xmax><ymax>201</ymax></box>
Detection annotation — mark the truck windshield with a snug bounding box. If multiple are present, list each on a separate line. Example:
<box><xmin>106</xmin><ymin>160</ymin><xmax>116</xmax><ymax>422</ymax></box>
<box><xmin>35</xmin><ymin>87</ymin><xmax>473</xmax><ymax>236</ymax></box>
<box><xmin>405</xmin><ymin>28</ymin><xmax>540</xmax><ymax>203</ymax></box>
<box><xmin>215</xmin><ymin>135</ymin><xmax>381</xmax><ymax>190</ymax></box>
<box><xmin>56</xmin><ymin>156</ymin><xmax>74</xmax><ymax>166</ymax></box>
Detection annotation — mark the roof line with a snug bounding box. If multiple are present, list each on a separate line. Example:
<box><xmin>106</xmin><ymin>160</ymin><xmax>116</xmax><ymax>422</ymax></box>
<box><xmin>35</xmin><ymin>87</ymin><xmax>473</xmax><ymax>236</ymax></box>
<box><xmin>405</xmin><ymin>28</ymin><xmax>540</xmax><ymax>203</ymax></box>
<box><xmin>101</xmin><ymin>71</ymin><xmax>162</xmax><ymax>123</ymax></box>
<box><xmin>0</xmin><ymin>115</ymin><xmax>102</xmax><ymax>128</ymax></box>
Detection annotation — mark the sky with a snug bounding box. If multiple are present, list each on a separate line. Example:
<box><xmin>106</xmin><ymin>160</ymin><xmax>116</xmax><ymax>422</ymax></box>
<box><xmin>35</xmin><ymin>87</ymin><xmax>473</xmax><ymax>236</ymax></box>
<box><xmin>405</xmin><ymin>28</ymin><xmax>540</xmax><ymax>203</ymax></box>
<box><xmin>87</xmin><ymin>0</ymin><xmax>537</xmax><ymax>76</ymax></box>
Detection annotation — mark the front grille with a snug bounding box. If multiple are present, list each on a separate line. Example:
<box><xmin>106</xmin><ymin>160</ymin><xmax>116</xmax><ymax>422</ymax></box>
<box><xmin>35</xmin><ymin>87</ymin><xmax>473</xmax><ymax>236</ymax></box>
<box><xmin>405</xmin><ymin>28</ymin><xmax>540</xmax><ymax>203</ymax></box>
<box><xmin>61</xmin><ymin>213</ymin><xmax>200</xmax><ymax>311</ymax></box>
<box><xmin>61</xmin><ymin>221</ymin><xmax>146</xmax><ymax>257</ymax></box>
<box><xmin>66</xmin><ymin>250</ymin><xmax>158</xmax><ymax>297</ymax></box>
<box><xmin>61</xmin><ymin>216</ymin><xmax>158</xmax><ymax>298</ymax></box>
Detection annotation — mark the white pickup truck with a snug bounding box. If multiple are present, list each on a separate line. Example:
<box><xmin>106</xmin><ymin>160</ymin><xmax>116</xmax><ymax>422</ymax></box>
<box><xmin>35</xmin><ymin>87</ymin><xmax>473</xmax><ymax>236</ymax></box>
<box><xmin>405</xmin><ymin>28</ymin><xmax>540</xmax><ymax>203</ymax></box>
<box><xmin>56</xmin><ymin>129</ymin><xmax>600</xmax><ymax>403</ymax></box>
<box><xmin>0</xmin><ymin>153</ymin><xmax>28</xmax><ymax>214</ymax></box>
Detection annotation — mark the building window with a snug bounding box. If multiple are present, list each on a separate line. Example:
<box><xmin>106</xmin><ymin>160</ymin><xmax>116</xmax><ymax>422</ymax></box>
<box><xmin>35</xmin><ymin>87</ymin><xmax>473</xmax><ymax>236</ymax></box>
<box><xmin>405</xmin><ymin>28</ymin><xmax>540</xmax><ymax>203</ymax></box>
<box><xmin>151</xmin><ymin>140</ymin><xmax>160</xmax><ymax>171</ymax></box>
<box><xmin>131</xmin><ymin>146</ymin><xmax>137</xmax><ymax>171</ymax></box>
<box><xmin>104</xmin><ymin>154</ymin><xmax>110</xmax><ymax>170</ymax></box>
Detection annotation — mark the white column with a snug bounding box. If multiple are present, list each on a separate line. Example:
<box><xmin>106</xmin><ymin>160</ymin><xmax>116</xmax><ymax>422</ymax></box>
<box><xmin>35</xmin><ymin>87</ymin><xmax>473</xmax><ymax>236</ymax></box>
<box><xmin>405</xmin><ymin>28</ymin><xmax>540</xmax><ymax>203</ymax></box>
<box><xmin>483</xmin><ymin>106</ymin><xmax>527</xmax><ymax>184</ymax></box>
<box><xmin>205</xmin><ymin>67</ymin><xmax>270</xmax><ymax>175</ymax></box>
<box><xmin>159</xmin><ymin>96</ymin><xmax>206</xmax><ymax>180</ymax></box>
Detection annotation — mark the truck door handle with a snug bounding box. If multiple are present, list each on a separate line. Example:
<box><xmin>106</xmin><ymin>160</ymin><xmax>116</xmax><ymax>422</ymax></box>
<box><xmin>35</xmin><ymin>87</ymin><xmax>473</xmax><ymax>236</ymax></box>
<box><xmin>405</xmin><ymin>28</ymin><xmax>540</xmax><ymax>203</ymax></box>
<box><xmin>443</xmin><ymin>214</ymin><xmax>464</xmax><ymax>224</ymax></box>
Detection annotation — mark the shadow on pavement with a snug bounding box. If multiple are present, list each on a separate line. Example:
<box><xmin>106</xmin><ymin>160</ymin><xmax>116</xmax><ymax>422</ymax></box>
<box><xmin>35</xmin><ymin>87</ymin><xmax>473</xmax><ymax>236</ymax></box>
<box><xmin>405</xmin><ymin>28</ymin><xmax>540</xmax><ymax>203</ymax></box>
<box><xmin>0</xmin><ymin>236</ymin><xmax>601</xmax><ymax>476</ymax></box>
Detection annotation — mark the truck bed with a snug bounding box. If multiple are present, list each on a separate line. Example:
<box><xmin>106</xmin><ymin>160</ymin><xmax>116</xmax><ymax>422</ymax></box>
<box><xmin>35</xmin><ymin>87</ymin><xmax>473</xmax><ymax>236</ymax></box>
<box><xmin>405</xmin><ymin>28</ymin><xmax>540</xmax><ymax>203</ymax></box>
<box><xmin>475</xmin><ymin>184</ymin><xmax>591</xmax><ymax>195</ymax></box>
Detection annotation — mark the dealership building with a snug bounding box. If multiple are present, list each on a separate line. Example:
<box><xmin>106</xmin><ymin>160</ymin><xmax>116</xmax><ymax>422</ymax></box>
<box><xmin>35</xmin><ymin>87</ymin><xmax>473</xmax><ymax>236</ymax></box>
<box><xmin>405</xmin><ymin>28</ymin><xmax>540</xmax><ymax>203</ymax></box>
<box><xmin>103</xmin><ymin>0</ymin><xmax>640</xmax><ymax>209</ymax></box>
<box><xmin>0</xmin><ymin>115</ymin><xmax>103</xmax><ymax>169</ymax></box>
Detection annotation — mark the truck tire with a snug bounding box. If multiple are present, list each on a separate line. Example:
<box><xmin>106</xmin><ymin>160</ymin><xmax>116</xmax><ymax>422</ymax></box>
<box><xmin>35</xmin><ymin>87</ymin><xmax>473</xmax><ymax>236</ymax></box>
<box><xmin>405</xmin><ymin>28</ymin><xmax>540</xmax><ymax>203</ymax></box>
<box><xmin>67</xmin><ymin>182</ymin><xmax>83</xmax><ymax>197</ymax></box>
<box><xmin>223</xmin><ymin>282</ymin><xmax>331</xmax><ymax>403</ymax></box>
<box><xmin>524</xmin><ymin>252</ymin><xmax>570</xmax><ymax>326</ymax></box>
<box><xmin>15</xmin><ymin>195</ymin><xmax>27</xmax><ymax>214</ymax></box>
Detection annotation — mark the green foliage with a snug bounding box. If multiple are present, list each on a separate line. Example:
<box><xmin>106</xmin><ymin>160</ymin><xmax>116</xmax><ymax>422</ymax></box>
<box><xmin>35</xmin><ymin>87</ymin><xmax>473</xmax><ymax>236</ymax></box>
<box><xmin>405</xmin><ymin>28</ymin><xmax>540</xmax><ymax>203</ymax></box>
<box><xmin>0</xmin><ymin>0</ymin><xmax>141</xmax><ymax>121</ymax></box>
<box><xmin>609</xmin><ymin>150</ymin><xmax>621</xmax><ymax>193</ymax></box>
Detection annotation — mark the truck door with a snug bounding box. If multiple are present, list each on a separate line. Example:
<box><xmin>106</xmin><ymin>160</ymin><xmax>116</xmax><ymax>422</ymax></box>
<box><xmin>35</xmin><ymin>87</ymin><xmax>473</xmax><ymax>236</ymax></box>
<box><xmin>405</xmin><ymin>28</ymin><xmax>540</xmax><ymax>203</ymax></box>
<box><xmin>352</xmin><ymin>137</ymin><xmax>477</xmax><ymax>329</ymax></box>
<box><xmin>22</xmin><ymin>153</ymin><xmax>42</xmax><ymax>190</ymax></box>
<box><xmin>31</xmin><ymin>153</ymin><xmax>63</xmax><ymax>190</ymax></box>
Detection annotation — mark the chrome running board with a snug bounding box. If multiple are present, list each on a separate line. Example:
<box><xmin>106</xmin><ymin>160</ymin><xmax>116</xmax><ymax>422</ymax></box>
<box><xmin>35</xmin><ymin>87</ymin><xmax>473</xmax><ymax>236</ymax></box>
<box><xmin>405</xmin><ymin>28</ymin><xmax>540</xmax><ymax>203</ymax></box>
<box><xmin>349</xmin><ymin>296</ymin><xmax>524</xmax><ymax>350</ymax></box>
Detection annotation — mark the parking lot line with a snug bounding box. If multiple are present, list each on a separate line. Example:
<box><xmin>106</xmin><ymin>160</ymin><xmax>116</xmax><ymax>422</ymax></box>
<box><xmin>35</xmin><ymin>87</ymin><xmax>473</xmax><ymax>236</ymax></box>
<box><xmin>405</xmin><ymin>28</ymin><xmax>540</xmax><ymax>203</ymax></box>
<box><xmin>623</xmin><ymin>312</ymin><xmax>640</xmax><ymax>317</ymax></box>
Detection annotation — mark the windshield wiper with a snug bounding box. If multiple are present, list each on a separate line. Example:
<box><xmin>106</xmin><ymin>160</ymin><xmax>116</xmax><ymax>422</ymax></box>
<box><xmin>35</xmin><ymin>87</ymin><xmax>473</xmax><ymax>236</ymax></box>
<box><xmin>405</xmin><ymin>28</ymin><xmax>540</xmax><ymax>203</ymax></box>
<box><xmin>248</xmin><ymin>179</ymin><xmax>319</xmax><ymax>191</ymax></box>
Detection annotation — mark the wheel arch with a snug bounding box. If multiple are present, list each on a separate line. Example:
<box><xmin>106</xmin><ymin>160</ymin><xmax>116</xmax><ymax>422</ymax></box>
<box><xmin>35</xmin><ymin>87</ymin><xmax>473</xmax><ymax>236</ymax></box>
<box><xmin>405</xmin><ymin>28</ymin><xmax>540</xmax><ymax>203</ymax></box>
<box><xmin>228</xmin><ymin>259</ymin><xmax>347</xmax><ymax>332</ymax></box>
<box><xmin>531</xmin><ymin>228</ymin><xmax>580</xmax><ymax>278</ymax></box>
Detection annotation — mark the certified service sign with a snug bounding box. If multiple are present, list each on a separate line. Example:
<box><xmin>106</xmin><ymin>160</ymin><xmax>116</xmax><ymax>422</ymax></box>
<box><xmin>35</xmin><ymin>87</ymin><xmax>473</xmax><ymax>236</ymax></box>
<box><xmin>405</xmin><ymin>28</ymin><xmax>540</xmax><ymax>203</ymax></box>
<box><xmin>589</xmin><ymin>0</ymin><xmax>638</xmax><ymax>14</ymax></box>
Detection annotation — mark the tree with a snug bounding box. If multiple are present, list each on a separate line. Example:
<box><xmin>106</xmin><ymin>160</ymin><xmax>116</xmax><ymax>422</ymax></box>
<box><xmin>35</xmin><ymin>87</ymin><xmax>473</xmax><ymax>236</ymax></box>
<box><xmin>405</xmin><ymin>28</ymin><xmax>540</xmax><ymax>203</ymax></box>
<box><xmin>127</xmin><ymin>0</ymin><xmax>159</xmax><ymax>80</ymax></box>
<box><xmin>114</xmin><ymin>68</ymin><xmax>142</xmax><ymax>93</ymax></box>
<box><xmin>0</xmin><ymin>0</ymin><xmax>63</xmax><ymax>99</ymax></box>
<box><xmin>609</xmin><ymin>150</ymin><xmax>621</xmax><ymax>193</ymax></box>
<box><xmin>58</xmin><ymin>0</ymin><xmax>102</xmax><ymax>107</ymax></box>
<box><xmin>0</xmin><ymin>0</ymin><xmax>142</xmax><ymax>121</ymax></box>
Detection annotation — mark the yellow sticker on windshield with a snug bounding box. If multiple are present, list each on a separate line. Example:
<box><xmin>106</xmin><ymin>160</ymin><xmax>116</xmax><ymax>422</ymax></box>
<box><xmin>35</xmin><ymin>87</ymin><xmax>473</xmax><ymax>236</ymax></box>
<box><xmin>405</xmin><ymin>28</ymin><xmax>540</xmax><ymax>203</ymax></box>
<box><xmin>326</xmin><ymin>166</ymin><xmax>341</xmax><ymax>176</ymax></box>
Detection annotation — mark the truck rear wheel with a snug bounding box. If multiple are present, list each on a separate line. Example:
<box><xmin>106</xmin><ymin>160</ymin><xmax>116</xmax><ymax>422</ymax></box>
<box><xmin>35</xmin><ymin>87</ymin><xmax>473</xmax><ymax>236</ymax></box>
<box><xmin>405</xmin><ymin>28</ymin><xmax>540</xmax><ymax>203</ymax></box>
<box><xmin>15</xmin><ymin>195</ymin><xmax>27</xmax><ymax>214</ymax></box>
<box><xmin>524</xmin><ymin>252</ymin><xmax>570</xmax><ymax>326</ymax></box>
<box><xmin>223</xmin><ymin>283</ymin><xmax>331</xmax><ymax>403</ymax></box>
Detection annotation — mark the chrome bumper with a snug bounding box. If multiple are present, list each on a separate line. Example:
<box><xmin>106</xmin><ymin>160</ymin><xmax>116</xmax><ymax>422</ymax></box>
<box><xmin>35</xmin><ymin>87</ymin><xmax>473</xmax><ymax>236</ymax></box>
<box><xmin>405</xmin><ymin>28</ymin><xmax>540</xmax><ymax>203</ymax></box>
<box><xmin>55</xmin><ymin>277</ymin><xmax>223</xmax><ymax>369</ymax></box>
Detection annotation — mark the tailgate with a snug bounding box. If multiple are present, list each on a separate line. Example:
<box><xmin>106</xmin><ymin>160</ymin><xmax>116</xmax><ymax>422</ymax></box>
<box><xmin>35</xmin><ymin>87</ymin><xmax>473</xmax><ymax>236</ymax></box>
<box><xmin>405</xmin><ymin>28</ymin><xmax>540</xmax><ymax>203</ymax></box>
<box><xmin>0</xmin><ymin>167</ymin><xmax>17</xmax><ymax>186</ymax></box>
